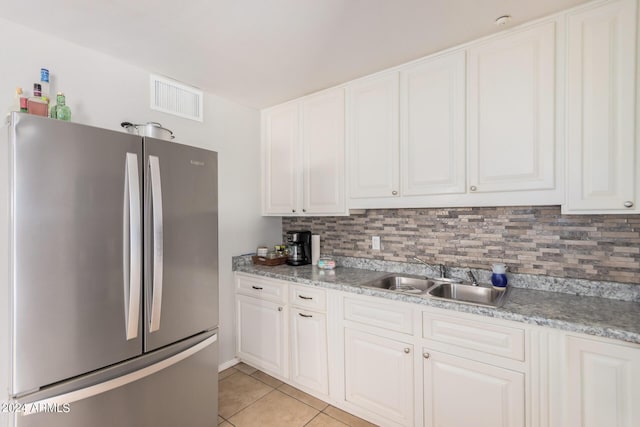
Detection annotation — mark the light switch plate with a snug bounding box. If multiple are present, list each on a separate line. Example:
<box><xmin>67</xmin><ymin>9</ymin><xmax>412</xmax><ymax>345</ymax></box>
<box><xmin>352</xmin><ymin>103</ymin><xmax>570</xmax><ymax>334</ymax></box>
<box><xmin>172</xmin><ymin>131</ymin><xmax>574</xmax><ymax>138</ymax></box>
<box><xmin>372</xmin><ymin>236</ymin><xmax>381</xmax><ymax>251</ymax></box>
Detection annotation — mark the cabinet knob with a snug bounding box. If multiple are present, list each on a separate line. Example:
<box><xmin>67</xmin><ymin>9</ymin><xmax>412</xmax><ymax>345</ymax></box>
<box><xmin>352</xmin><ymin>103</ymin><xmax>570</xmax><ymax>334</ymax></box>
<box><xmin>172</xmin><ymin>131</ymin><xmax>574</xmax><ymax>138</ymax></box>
<box><xmin>624</xmin><ymin>201</ymin><xmax>634</xmax><ymax>208</ymax></box>
<box><xmin>392</xmin><ymin>190</ymin><xmax>398</xmax><ymax>196</ymax></box>
<box><xmin>404</xmin><ymin>348</ymin><xmax>411</xmax><ymax>354</ymax></box>
<box><xmin>423</xmin><ymin>352</ymin><xmax>430</xmax><ymax>359</ymax></box>
<box><xmin>302</xmin><ymin>209</ymin><xmax>306</xmax><ymax>213</ymax></box>
<box><xmin>277</xmin><ymin>307</ymin><xmax>283</xmax><ymax>312</ymax></box>
<box><xmin>470</xmin><ymin>186</ymin><xmax>477</xmax><ymax>192</ymax></box>
<box><xmin>292</xmin><ymin>209</ymin><xmax>296</xmax><ymax>213</ymax></box>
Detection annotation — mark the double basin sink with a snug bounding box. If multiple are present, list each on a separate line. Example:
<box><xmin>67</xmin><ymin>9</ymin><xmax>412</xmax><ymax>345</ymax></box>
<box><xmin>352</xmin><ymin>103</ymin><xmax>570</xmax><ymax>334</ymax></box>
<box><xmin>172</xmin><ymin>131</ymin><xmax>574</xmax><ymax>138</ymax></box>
<box><xmin>361</xmin><ymin>274</ymin><xmax>509</xmax><ymax>308</ymax></box>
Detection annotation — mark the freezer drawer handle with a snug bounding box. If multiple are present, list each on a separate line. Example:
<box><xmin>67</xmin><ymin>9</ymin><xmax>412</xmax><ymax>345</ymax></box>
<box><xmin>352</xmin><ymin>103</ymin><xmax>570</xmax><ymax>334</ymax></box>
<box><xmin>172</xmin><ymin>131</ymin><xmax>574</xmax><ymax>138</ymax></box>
<box><xmin>21</xmin><ymin>334</ymin><xmax>218</xmax><ymax>415</ymax></box>
<box><xmin>147</xmin><ymin>155</ymin><xmax>164</xmax><ymax>333</ymax></box>
<box><xmin>123</xmin><ymin>153</ymin><xmax>141</xmax><ymax>340</ymax></box>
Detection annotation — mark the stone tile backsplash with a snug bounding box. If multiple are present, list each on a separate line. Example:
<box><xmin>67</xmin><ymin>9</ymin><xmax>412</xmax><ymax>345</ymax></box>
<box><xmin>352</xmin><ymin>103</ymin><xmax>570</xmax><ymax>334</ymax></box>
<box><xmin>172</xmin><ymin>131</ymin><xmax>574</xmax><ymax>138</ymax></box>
<box><xmin>282</xmin><ymin>206</ymin><xmax>640</xmax><ymax>285</ymax></box>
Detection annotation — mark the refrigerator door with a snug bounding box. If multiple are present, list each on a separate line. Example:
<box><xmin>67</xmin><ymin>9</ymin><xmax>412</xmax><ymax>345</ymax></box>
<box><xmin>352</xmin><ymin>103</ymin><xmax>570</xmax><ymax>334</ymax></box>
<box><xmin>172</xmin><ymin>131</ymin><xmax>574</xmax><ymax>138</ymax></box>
<box><xmin>15</xmin><ymin>331</ymin><xmax>218</xmax><ymax>427</ymax></box>
<box><xmin>143</xmin><ymin>138</ymin><xmax>218</xmax><ymax>351</ymax></box>
<box><xmin>10</xmin><ymin>114</ymin><xmax>143</xmax><ymax>396</ymax></box>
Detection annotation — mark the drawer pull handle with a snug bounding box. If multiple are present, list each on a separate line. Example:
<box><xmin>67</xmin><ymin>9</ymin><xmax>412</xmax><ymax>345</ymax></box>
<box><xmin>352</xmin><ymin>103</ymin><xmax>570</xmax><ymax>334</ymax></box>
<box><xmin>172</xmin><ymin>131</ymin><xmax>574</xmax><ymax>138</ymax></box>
<box><xmin>298</xmin><ymin>295</ymin><xmax>313</xmax><ymax>300</ymax></box>
<box><xmin>251</xmin><ymin>286</ymin><xmax>263</xmax><ymax>290</ymax></box>
<box><xmin>299</xmin><ymin>313</ymin><xmax>312</xmax><ymax>318</ymax></box>
<box><xmin>404</xmin><ymin>348</ymin><xmax>411</xmax><ymax>354</ymax></box>
<box><xmin>423</xmin><ymin>352</ymin><xmax>430</xmax><ymax>359</ymax></box>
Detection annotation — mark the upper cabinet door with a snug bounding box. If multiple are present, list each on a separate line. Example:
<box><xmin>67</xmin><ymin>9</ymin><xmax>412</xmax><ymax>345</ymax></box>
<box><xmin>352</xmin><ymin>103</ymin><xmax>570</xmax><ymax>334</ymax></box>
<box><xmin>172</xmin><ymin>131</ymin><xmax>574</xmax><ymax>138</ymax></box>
<box><xmin>468</xmin><ymin>22</ymin><xmax>556</xmax><ymax>193</ymax></box>
<box><xmin>348</xmin><ymin>73</ymin><xmax>400</xmax><ymax>199</ymax></box>
<box><xmin>262</xmin><ymin>103</ymin><xmax>300</xmax><ymax>215</ymax></box>
<box><xmin>564</xmin><ymin>0</ymin><xmax>638</xmax><ymax>213</ymax></box>
<box><xmin>401</xmin><ymin>51</ymin><xmax>466</xmax><ymax>196</ymax></box>
<box><xmin>302</xmin><ymin>88</ymin><xmax>346</xmax><ymax>214</ymax></box>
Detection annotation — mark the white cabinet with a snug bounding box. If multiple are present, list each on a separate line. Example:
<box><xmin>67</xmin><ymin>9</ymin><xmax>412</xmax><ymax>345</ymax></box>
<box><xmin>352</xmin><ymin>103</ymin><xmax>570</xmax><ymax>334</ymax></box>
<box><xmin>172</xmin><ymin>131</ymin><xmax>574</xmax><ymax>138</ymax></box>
<box><xmin>289</xmin><ymin>284</ymin><xmax>328</xmax><ymax>395</ymax></box>
<box><xmin>467</xmin><ymin>22</ymin><xmax>556</xmax><ymax>194</ymax></box>
<box><xmin>344</xmin><ymin>328</ymin><xmax>414</xmax><ymax>426</ymax></box>
<box><xmin>564</xmin><ymin>335</ymin><xmax>640</xmax><ymax>427</ymax></box>
<box><xmin>348</xmin><ymin>72</ymin><xmax>400</xmax><ymax>199</ymax></box>
<box><xmin>423</xmin><ymin>350</ymin><xmax>525</xmax><ymax>427</ymax></box>
<box><xmin>262</xmin><ymin>102</ymin><xmax>299</xmax><ymax>215</ymax></box>
<box><xmin>302</xmin><ymin>89</ymin><xmax>346</xmax><ymax>214</ymax></box>
<box><xmin>564</xmin><ymin>0</ymin><xmax>639</xmax><ymax>214</ymax></box>
<box><xmin>236</xmin><ymin>294</ymin><xmax>287</xmax><ymax>377</ymax></box>
<box><xmin>290</xmin><ymin>308</ymin><xmax>328</xmax><ymax>394</ymax></box>
<box><xmin>261</xmin><ymin>88</ymin><xmax>346</xmax><ymax>216</ymax></box>
<box><xmin>400</xmin><ymin>51</ymin><xmax>466</xmax><ymax>196</ymax></box>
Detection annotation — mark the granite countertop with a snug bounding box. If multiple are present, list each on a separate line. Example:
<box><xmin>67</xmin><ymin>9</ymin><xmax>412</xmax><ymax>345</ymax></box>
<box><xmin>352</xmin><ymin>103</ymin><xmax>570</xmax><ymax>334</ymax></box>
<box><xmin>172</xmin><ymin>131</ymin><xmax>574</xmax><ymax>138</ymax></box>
<box><xmin>234</xmin><ymin>260</ymin><xmax>640</xmax><ymax>345</ymax></box>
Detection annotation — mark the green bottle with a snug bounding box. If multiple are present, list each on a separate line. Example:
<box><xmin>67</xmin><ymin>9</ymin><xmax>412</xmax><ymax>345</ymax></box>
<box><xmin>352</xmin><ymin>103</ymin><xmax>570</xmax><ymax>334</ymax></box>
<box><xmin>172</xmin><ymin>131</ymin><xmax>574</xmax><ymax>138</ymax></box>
<box><xmin>55</xmin><ymin>92</ymin><xmax>71</xmax><ymax>121</ymax></box>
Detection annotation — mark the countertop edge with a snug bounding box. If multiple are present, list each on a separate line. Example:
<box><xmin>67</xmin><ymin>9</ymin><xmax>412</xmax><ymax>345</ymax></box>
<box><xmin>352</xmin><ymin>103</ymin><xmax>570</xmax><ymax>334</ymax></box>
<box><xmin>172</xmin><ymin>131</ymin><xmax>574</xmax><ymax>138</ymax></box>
<box><xmin>233</xmin><ymin>265</ymin><xmax>640</xmax><ymax>346</ymax></box>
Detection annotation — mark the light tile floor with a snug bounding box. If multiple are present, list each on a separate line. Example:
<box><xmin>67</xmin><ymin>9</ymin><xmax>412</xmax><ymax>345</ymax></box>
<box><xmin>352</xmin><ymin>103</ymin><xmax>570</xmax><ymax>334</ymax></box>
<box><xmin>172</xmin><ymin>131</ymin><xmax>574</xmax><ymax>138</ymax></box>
<box><xmin>219</xmin><ymin>363</ymin><xmax>378</xmax><ymax>427</ymax></box>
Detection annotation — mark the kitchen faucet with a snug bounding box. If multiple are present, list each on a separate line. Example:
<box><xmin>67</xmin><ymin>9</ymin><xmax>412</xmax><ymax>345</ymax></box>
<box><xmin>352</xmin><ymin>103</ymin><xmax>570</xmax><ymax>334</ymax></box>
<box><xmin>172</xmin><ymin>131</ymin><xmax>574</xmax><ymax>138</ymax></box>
<box><xmin>412</xmin><ymin>256</ymin><xmax>447</xmax><ymax>278</ymax></box>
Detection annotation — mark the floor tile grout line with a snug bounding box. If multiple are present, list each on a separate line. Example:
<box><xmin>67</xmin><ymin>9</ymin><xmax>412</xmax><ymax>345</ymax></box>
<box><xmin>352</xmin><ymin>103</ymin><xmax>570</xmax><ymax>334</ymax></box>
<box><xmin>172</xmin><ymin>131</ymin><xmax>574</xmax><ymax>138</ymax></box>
<box><xmin>320</xmin><ymin>409</ymin><xmax>356</xmax><ymax>427</ymax></box>
<box><xmin>225</xmin><ymin>388</ymin><xmax>280</xmax><ymax>421</ymax></box>
<box><xmin>219</xmin><ymin>372</ymin><xmax>275</xmax><ymax>420</ymax></box>
<box><xmin>303</xmin><ymin>411</ymin><xmax>324</xmax><ymax>427</ymax></box>
<box><xmin>275</xmin><ymin>382</ymin><xmax>330</xmax><ymax>412</ymax></box>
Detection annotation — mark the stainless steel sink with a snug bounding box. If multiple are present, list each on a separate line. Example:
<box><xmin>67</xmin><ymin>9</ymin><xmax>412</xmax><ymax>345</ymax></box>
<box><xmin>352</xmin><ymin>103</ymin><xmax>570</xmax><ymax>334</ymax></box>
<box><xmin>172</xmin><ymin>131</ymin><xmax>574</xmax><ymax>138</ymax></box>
<box><xmin>427</xmin><ymin>282</ymin><xmax>509</xmax><ymax>308</ymax></box>
<box><xmin>362</xmin><ymin>274</ymin><xmax>435</xmax><ymax>294</ymax></box>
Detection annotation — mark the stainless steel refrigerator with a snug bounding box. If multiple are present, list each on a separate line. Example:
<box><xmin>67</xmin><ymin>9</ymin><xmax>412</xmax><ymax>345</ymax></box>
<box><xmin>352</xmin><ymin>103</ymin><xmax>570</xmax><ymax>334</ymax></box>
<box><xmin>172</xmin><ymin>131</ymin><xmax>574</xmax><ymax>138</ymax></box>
<box><xmin>1</xmin><ymin>113</ymin><xmax>219</xmax><ymax>426</ymax></box>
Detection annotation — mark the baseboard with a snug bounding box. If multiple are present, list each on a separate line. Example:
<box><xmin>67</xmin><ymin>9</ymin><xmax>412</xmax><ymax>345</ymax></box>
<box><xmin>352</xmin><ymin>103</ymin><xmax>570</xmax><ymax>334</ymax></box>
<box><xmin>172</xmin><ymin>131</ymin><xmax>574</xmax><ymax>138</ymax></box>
<box><xmin>218</xmin><ymin>357</ymin><xmax>240</xmax><ymax>372</ymax></box>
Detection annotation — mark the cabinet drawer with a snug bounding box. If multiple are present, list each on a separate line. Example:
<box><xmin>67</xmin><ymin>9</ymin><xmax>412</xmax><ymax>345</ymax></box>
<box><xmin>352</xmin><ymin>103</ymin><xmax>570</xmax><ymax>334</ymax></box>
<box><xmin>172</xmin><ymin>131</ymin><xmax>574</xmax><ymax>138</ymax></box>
<box><xmin>236</xmin><ymin>274</ymin><xmax>287</xmax><ymax>303</ymax></box>
<box><xmin>423</xmin><ymin>312</ymin><xmax>525</xmax><ymax>361</ymax></box>
<box><xmin>344</xmin><ymin>297</ymin><xmax>413</xmax><ymax>335</ymax></box>
<box><xmin>290</xmin><ymin>285</ymin><xmax>326</xmax><ymax>312</ymax></box>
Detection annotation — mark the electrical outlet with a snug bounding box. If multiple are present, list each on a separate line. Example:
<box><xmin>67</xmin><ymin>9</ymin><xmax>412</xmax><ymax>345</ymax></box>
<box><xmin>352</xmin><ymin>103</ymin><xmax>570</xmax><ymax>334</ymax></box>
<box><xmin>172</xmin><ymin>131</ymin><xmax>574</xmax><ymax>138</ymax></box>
<box><xmin>372</xmin><ymin>236</ymin><xmax>381</xmax><ymax>251</ymax></box>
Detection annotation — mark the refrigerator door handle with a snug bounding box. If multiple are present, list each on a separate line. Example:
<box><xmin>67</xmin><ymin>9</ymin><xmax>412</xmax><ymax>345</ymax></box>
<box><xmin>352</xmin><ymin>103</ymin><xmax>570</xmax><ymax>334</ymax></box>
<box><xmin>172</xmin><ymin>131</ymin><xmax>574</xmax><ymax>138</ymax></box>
<box><xmin>20</xmin><ymin>334</ymin><xmax>217</xmax><ymax>415</ymax></box>
<box><xmin>148</xmin><ymin>155</ymin><xmax>164</xmax><ymax>333</ymax></box>
<box><xmin>123</xmin><ymin>153</ymin><xmax>141</xmax><ymax>340</ymax></box>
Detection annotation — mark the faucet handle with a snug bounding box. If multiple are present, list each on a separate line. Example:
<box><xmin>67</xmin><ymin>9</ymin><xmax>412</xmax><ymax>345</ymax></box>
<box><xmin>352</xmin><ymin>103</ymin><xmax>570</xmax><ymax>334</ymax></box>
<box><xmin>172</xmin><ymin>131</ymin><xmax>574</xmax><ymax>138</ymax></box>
<box><xmin>467</xmin><ymin>270</ymin><xmax>478</xmax><ymax>286</ymax></box>
<box><xmin>439</xmin><ymin>264</ymin><xmax>446</xmax><ymax>278</ymax></box>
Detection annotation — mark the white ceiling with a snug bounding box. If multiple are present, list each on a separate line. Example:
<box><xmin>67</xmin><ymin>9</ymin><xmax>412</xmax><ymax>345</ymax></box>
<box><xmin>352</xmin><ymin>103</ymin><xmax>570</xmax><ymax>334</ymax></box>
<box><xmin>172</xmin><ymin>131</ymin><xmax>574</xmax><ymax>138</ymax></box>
<box><xmin>1</xmin><ymin>0</ymin><xmax>591</xmax><ymax>109</ymax></box>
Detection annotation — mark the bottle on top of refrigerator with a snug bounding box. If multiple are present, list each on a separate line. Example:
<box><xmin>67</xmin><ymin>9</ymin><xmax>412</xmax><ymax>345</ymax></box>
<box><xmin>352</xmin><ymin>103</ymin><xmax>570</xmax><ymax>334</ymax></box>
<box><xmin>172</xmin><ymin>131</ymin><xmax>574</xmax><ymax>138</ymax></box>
<box><xmin>40</xmin><ymin>68</ymin><xmax>50</xmax><ymax>103</ymax></box>
<box><xmin>27</xmin><ymin>83</ymin><xmax>48</xmax><ymax>116</ymax></box>
<box><xmin>6</xmin><ymin>87</ymin><xmax>22</xmax><ymax>117</ymax></box>
<box><xmin>54</xmin><ymin>92</ymin><xmax>71</xmax><ymax>121</ymax></box>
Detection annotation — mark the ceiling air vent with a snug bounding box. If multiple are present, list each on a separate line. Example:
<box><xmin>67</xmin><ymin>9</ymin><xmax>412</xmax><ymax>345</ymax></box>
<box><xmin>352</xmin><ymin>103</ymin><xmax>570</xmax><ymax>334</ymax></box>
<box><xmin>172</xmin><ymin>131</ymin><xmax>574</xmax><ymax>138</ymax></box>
<box><xmin>150</xmin><ymin>74</ymin><xmax>203</xmax><ymax>122</ymax></box>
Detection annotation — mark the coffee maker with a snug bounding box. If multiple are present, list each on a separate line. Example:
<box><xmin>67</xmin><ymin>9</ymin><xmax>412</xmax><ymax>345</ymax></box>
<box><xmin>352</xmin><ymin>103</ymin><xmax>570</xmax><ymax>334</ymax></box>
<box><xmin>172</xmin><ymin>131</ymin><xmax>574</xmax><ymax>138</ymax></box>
<box><xmin>286</xmin><ymin>231</ymin><xmax>312</xmax><ymax>266</ymax></box>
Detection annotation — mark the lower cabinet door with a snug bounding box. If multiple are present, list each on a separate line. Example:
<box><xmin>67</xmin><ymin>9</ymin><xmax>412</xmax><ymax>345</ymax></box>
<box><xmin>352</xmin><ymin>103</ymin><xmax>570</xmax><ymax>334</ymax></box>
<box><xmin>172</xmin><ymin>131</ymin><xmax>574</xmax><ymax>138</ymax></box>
<box><xmin>423</xmin><ymin>349</ymin><xmax>525</xmax><ymax>427</ymax></box>
<box><xmin>290</xmin><ymin>308</ymin><xmax>328</xmax><ymax>394</ymax></box>
<box><xmin>566</xmin><ymin>336</ymin><xmax>640</xmax><ymax>427</ymax></box>
<box><xmin>344</xmin><ymin>328</ymin><xmax>414</xmax><ymax>426</ymax></box>
<box><xmin>236</xmin><ymin>295</ymin><xmax>287</xmax><ymax>377</ymax></box>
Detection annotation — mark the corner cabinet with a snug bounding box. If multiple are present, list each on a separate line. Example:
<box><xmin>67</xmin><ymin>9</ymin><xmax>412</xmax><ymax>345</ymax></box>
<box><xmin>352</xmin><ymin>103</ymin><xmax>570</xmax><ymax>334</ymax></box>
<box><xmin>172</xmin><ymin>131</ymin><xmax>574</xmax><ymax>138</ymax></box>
<box><xmin>563</xmin><ymin>0</ymin><xmax>639</xmax><ymax>214</ymax></box>
<box><xmin>261</xmin><ymin>88</ymin><xmax>346</xmax><ymax>216</ymax></box>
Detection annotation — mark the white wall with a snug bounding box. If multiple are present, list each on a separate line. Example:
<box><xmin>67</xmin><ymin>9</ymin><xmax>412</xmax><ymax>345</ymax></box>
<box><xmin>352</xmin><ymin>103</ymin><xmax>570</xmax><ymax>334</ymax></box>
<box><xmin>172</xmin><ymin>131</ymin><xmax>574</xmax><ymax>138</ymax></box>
<box><xmin>0</xmin><ymin>17</ymin><xmax>282</xmax><ymax>370</ymax></box>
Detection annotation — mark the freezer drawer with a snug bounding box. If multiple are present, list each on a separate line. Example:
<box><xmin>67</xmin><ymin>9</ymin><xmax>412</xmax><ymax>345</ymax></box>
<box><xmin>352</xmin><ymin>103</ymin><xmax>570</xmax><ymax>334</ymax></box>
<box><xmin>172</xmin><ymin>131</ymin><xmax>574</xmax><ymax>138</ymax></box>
<box><xmin>15</xmin><ymin>331</ymin><xmax>218</xmax><ymax>427</ymax></box>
